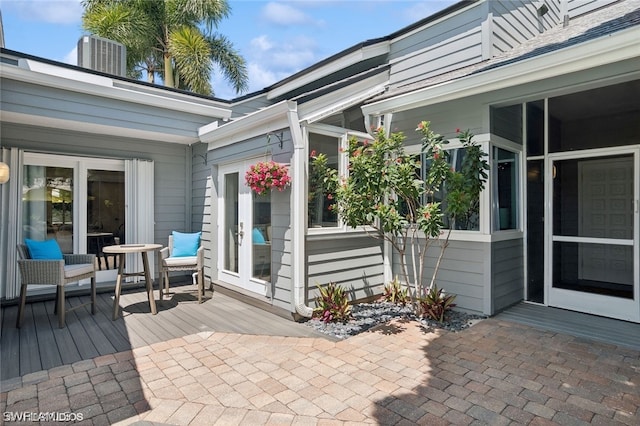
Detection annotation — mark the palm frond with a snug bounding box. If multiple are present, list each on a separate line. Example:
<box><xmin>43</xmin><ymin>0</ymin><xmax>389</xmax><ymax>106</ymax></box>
<box><xmin>169</xmin><ymin>26</ymin><xmax>213</xmax><ymax>95</ymax></box>
<box><xmin>208</xmin><ymin>34</ymin><xmax>249</xmax><ymax>95</ymax></box>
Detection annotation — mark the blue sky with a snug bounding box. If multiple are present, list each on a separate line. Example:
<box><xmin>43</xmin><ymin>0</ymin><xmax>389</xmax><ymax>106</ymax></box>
<box><xmin>1</xmin><ymin>0</ymin><xmax>458</xmax><ymax>99</ymax></box>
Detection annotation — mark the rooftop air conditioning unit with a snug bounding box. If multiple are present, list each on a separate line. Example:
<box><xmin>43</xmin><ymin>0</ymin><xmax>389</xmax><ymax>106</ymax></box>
<box><xmin>77</xmin><ymin>35</ymin><xmax>126</xmax><ymax>77</ymax></box>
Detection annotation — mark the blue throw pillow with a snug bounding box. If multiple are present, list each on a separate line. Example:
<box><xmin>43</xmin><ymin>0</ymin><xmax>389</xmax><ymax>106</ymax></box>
<box><xmin>25</xmin><ymin>238</ymin><xmax>64</xmax><ymax>260</ymax></box>
<box><xmin>252</xmin><ymin>228</ymin><xmax>266</xmax><ymax>244</ymax></box>
<box><xmin>172</xmin><ymin>231</ymin><xmax>201</xmax><ymax>257</ymax></box>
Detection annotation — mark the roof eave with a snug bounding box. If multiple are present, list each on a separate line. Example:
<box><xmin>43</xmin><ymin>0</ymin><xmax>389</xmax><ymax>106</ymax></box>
<box><xmin>199</xmin><ymin>101</ymin><xmax>297</xmax><ymax>149</ymax></box>
<box><xmin>0</xmin><ymin>58</ymin><xmax>233</xmax><ymax>120</ymax></box>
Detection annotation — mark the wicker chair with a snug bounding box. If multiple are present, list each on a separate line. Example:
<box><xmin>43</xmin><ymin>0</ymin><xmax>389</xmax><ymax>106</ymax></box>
<box><xmin>16</xmin><ymin>244</ymin><xmax>97</xmax><ymax>328</ymax></box>
<box><xmin>159</xmin><ymin>235</ymin><xmax>205</xmax><ymax>303</ymax></box>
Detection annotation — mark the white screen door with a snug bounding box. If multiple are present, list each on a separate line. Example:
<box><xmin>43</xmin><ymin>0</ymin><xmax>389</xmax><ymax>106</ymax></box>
<box><xmin>548</xmin><ymin>149</ymin><xmax>639</xmax><ymax>322</ymax></box>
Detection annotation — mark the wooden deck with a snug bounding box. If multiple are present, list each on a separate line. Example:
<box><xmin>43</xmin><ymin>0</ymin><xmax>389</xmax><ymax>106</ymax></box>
<box><xmin>0</xmin><ymin>281</ymin><xmax>326</xmax><ymax>381</ymax></box>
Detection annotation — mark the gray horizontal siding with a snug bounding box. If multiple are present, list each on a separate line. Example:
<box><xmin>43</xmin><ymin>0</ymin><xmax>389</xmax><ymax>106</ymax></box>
<box><xmin>390</xmin><ymin>3</ymin><xmax>486</xmax><ymax>61</ymax></box>
<box><xmin>307</xmin><ymin>235</ymin><xmax>384</xmax><ymax>305</ymax></box>
<box><xmin>270</xmin><ymin>190</ymin><xmax>293</xmax><ymax>312</ymax></box>
<box><xmin>2</xmin><ymin>80</ymin><xmax>215</xmax><ymax>139</ymax></box>
<box><xmin>391</xmin><ymin>27</ymin><xmax>483</xmax><ymax>88</ymax></box>
<box><xmin>389</xmin><ymin>4</ymin><xmax>485</xmax><ymax>88</ymax></box>
<box><xmin>209</xmin><ymin>129</ymin><xmax>294</xmax><ymax>165</ymax></box>
<box><xmin>191</xmin><ymin>142</ymin><xmax>213</xmax><ymax>285</ymax></box>
<box><xmin>491</xmin><ymin>238</ymin><xmax>524</xmax><ymax>314</ymax></box>
<box><xmin>394</xmin><ymin>238</ymin><xmax>488</xmax><ymax>315</ymax></box>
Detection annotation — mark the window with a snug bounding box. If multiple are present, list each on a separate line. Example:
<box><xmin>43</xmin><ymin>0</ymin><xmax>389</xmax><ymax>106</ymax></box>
<box><xmin>493</xmin><ymin>147</ymin><xmax>519</xmax><ymax>231</ymax></box>
<box><xmin>422</xmin><ymin>147</ymin><xmax>482</xmax><ymax>231</ymax></box>
<box><xmin>308</xmin><ymin>132</ymin><xmax>339</xmax><ymax>228</ymax></box>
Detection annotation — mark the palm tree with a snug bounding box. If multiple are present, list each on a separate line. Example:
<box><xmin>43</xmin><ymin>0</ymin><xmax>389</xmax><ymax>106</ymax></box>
<box><xmin>81</xmin><ymin>0</ymin><xmax>248</xmax><ymax>96</ymax></box>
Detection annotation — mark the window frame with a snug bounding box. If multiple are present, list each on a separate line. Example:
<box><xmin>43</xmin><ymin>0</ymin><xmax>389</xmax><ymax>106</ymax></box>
<box><xmin>304</xmin><ymin>124</ymin><xmax>374</xmax><ymax>235</ymax></box>
<box><xmin>491</xmin><ymin>138</ymin><xmax>523</xmax><ymax>233</ymax></box>
<box><xmin>405</xmin><ymin>135</ymin><xmax>492</xmax><ymax>236</ymax></box>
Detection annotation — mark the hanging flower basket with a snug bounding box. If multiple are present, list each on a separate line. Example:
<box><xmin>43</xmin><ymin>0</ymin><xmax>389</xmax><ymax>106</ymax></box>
<box><xmin>245</xmin><ymin>161</ymin><xmax>291</xmax><ymax>195</ymax></box>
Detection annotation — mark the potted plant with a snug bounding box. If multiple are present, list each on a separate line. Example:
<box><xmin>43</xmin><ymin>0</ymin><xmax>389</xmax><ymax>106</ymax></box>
<box><xmin>245</xmin><ymin>161</ymin><xmax>291</xmax><ymax>195</ymax></box>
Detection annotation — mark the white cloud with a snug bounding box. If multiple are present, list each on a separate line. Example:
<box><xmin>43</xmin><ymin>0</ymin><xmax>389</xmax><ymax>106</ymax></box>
<box><xmin>3</xmin><ymin>0</ymin><xmax>82</xmax><ymax>24</ymax></box>
<box><xmin>63</xmin><ymin>47</ymin><xmax>77</xmax><ymax>66</ymax></box>
<box><xmin>210</xmin><ymin>33</ymin><xmax>320</xmax><ymax>98</ymax></box>
<box><xmin>250</xmin><ymin>35</ymin><xmax>274</xmax><ymax>52</ymax></box>
<box><xmin>261</xmin><ymin>2</ymin><xmax>323</xmax><ymax>27</ymax></box>
<box><xmin>248</xmin><ymin>34</ymin><xmax>317</xmax><ymax>74</ymax></box>
<box><xmin>247</xmin><ymin>62</ymin><xmax>286</xmax><ymax>90</ymax></box>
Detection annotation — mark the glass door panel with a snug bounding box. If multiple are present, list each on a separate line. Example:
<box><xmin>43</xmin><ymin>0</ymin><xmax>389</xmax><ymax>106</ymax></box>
<box><xmin>526</xmin><ymin>160</ymin><xmax>544</xmax><ymax>303</ymax></box>
<box><xmin>22</xmin><ymin>165</ymin><xmax>74</xmax><ymax>252</ymax></box>
<box><xmin>224</xmin><ymin>172</ymin><xmax>239</xmax><ymax>273</ymax></box>
<box><xmin>549</xmin><ymin>152</ymin><xmax>639</xmax><ymax>322</ymax></box>
<box><xmin>252</xmin><ymin>191</ymin><xmax>271</xmax><ymax>281</ymax></box>
<box><xmin>87</xmin><ymin>169</ymin><xmax>125</xmax><ymax>272</ymax></box>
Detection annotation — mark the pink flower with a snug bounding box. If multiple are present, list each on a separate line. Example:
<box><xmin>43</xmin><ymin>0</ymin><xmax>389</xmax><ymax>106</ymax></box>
<box><xmin>455</xmin><ymin>128</ymin><xmax>460</xmax><ymax>133</ymax></box>
<box><xmin>310</xmin><ymin>150</ymin><xmax>317</xmax><ymax>158</ymax></box>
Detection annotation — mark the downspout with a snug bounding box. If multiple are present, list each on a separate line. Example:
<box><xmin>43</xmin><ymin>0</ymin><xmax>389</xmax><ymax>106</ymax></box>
<box><xmin>286</xmin><ymin>101</ymin><xmax>314</xmax><ymax>318</ymax></box>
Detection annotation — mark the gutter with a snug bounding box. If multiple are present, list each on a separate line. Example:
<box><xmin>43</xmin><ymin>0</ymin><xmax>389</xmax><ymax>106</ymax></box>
<box><xmin>286</xmin><ymin>102</ymin><xmax>314</xmax><ymax>318</ymax></box>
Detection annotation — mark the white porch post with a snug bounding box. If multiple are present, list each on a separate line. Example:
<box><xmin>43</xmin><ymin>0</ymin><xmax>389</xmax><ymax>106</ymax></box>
<box><xmin>287</xmin><ymin>102</ymin><xmax>313</xmax><ymax>318</ymax></box>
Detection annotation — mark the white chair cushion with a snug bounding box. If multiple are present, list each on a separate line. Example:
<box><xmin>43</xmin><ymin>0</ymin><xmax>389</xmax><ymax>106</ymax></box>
<box><xmin>64</xmin><ymin>263</ymin><xmax>94</xmax><ymax>279</ymax></box>
<box><xmin>164</xmin><ymin>256</ymin><xmax>198</xmax><ymax>267</ymax></box>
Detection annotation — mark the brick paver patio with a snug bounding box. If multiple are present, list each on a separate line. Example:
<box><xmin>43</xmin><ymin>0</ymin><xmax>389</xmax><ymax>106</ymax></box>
<box><xmin>1</xmin><ymin>318</ymin><xmax>638</xmax><ymax>425</ymax></box>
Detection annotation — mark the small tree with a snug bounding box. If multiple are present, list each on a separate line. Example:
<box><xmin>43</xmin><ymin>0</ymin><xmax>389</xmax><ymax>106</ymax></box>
<box><xmin>321</xmin><ymin>122</ymin><xmax>488</xmax><ymax>313</ymax></box>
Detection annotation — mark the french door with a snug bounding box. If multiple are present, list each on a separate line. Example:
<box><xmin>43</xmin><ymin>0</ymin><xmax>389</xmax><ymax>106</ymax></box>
<box><xmin>547</xmin><ymin>148</ymin><xmax>639</xmax><ymax>322</ymax></box>
<box><xmin>22</xmin><ymin>153</ymin><xmax>124</xmax><ymax>283</ymax></box>
<box><xmin>218</xmin><ymin>161</ymin><xmax>271</xmax><ymax>296</ymax></box>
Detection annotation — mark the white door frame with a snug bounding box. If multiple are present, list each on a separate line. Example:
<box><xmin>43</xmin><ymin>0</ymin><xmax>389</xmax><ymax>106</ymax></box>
<box><xmin>217</xmin><ymin>160</ymin><xmax>268</xmax><ymax>296</ymax></box>
<box><xmin>546</xmin><ymin>146</ymin><xmax>640</xmax><ymax>322</ymax></box>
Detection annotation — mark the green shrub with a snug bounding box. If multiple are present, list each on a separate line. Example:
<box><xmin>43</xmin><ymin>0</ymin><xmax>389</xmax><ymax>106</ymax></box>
<box><xmin>382</xmin><ymin>277</ymin><xmax>410</xmax><ymax>306</ymax></box>
<box><xmin>417</xmin><ymin>284</ymin><xmax>457</xmax><ymax>322</ymax></box>
<box><xmin>313</xmin><ymin>282</ymin><xmax>352</xmax><ymax>323</ymax></box>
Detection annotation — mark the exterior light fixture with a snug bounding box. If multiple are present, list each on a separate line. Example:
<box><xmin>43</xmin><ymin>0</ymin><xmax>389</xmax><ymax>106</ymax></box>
<box><xmin>0</xmin><ymin>161</ymin><xmax>9</xmax><ymax>184</ymax></box>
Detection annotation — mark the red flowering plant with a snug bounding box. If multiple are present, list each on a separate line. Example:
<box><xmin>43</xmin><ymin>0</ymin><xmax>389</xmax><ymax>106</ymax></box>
<box><xmin>245</xmin><ymin>161</ymin><xmax>291</xmax><ymax>195</ymax></box>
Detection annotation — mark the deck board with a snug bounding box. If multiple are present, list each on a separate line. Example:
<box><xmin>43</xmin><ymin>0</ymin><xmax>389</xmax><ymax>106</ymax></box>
<box><xmin>1</xmin><ymin>280</ymin><xmax>327</xmax><ymax>381</ymax></box>
<box><xmin>32</xmin><ymin>301</ymin><xmax>63</xmax><ymax>371</ymax></box>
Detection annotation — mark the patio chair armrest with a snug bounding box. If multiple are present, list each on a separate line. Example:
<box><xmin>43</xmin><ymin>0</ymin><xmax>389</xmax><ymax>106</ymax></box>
<box><xmin>64</xmin><ymin>253</ymin><xmax>96</xmax><ymax>266</ymax></box>
<box><xmin>160</xmin><ymin>247</ymin><xmax>170</xmax><ymax>260</ymax></box>
<box><xmin>196</xmin><ymin>246</ymin><xmax>204</xmax><ymax>269</ymax></box>
<box><xmin>17</xmin><ymin>259</ymin><xmax>65</xmax><ymax>285</ymax></box>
